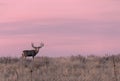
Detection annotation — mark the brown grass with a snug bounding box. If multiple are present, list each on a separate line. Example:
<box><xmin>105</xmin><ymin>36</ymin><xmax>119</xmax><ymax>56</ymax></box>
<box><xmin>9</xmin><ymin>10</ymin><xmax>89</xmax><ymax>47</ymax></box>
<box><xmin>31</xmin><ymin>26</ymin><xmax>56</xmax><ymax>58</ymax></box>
<box><xmin>0</xmin><ymin>55</ymin><xmax>120</xmax><ymax>81</ymax></box>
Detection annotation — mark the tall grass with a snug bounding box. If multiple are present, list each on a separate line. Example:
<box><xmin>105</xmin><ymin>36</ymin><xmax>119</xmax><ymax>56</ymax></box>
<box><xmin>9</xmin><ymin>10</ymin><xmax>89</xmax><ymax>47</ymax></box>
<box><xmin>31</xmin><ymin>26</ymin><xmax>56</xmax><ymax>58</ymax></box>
<box><xmin>0</xmin><ymin>55</ymin><xmax>120</xmax><ymax>81</ymax></box>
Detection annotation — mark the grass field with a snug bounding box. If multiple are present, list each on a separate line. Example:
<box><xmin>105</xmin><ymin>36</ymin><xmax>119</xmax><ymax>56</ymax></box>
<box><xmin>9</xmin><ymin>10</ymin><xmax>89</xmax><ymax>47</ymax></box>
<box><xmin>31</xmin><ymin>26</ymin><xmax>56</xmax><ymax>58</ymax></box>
<box><xmin>0</xmin><ymin>55</ymin><xmax>120</xmax><ymax>81</ymax></box>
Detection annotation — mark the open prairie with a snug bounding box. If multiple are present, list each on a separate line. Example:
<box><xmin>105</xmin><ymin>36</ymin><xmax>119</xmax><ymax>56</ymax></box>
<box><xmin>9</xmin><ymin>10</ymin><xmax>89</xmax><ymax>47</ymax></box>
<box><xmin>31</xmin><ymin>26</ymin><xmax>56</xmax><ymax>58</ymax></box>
<box><xmin>0</xmin><ymin>55</ymin><xmax>120</xmax><ymax>81</ymax></box>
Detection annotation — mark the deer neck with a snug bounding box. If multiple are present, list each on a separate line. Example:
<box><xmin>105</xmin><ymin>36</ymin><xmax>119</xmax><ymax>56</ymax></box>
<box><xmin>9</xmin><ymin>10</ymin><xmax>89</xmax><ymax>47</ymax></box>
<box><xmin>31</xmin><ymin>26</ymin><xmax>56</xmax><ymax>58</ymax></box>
<box><xmin>35</xmin><ymin>49</ymin><xmax>39</xmax><ymax>54</ymax></box>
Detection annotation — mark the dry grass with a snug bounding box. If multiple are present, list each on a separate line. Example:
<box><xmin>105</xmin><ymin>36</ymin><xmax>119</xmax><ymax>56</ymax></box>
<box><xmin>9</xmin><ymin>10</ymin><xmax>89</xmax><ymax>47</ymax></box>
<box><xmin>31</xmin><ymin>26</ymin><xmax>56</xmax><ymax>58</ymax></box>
<box><xmin>0</xmin><ymin>55</ymin><xmax>120</xmax><ymax>81</ymax></box>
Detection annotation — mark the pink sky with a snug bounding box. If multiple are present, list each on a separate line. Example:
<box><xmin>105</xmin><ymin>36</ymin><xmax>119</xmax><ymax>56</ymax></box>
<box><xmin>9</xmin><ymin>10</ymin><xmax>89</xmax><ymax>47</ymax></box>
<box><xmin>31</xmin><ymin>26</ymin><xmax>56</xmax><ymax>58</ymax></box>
<box><xmin>0</xmin><ymin>0</ymin><xmax>120</xmax><ymax>57</ymax></box>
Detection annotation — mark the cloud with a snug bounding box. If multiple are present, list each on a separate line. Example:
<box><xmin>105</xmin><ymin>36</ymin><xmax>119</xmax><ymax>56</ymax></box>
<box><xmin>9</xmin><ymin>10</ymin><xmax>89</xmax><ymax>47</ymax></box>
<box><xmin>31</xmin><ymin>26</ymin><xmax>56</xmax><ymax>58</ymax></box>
<box><xmin>0</xmin><ymin>18</ymin><xmax>120</xmax><ymax>38</ymax></box>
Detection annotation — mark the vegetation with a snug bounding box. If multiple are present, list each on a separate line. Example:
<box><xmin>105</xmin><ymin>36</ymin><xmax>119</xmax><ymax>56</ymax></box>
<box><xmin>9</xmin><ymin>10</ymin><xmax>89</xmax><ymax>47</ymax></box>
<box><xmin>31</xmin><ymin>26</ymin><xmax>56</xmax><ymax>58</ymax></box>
<box><xmin>0</xmin><ymin>55</ymin><xmax>120</xmax><ymax>81</ymax></box>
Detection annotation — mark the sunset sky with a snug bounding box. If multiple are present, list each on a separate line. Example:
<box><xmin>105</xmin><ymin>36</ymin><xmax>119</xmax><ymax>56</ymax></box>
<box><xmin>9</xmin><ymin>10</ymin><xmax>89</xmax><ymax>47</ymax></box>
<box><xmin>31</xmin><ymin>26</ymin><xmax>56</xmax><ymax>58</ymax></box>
<box><xmin>0</xmin><ymin>0</ymin><xmax>120</xmax><ymax>57</ymax></box>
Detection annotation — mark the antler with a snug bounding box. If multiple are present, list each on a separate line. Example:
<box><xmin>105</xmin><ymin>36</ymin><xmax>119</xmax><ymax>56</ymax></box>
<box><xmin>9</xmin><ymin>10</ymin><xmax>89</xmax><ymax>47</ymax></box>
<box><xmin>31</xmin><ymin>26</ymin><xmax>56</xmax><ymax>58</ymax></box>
<box><xmin>31</xmin><ymin>42</ymin><xmax>44</xmax><ymax>48</ymax></box>
<box><xmin>39</xmin><ymin>42</ymin><xmax>44</xmax><ymax>48</ymax></box>
<box><xmin>31</xmin><ymin>43</ymin><xmax>36</xmax><ymax>48</ymax></box>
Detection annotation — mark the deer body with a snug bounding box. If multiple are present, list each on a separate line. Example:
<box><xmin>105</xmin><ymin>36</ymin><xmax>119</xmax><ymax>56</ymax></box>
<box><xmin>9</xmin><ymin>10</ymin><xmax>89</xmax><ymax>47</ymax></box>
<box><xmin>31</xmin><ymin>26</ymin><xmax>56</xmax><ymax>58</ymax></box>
<box><xmin>22</xmin><ymin>50</ymin><xmax>37</xmax><ymax>57</ymax></box>
<box><xmin>22</xmin><ymin>43</ymin><xmax>44</xmax><ymax>59</ymax></box>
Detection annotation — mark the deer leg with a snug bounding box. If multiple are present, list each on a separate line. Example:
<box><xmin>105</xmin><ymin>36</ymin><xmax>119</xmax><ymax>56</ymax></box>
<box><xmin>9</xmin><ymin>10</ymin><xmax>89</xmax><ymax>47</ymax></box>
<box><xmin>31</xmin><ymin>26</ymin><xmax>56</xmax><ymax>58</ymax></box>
<box><xmin>22</xmin><ymin>53</ymin><xmax>27</xmax><ymax>60</ymax></box>
<box><xmin>24</xmin><ymin>56</ymin><xmax>26</xmax><ymax>60</ymax></box>
<box><xmin>32</xmin><ymin>56</ymin><xmax>34</xmax><ymax>60</ymax></box>
<box><xmin>22</xmin><ymin>53</ymin><xmax>25</xmax><ymax>59</ymax></box>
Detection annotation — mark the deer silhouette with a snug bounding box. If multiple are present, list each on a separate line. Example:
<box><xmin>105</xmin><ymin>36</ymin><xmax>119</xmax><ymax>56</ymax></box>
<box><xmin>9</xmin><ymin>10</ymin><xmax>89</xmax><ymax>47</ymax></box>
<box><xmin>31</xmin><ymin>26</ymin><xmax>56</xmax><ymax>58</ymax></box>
<box><xmin>22</xmin><ymin>42</ymin><xmax>44</xmax><ymax>60</ymax></box>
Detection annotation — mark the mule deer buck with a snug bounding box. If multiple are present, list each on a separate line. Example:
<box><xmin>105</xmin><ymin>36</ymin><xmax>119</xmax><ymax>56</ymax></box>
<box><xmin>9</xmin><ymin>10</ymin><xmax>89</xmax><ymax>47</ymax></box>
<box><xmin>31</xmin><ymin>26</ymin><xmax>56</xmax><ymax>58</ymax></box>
<box><xmin>22</xmin><ymin>42</ymin><xmax>44</xmax><ymax>60</ymax></box>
